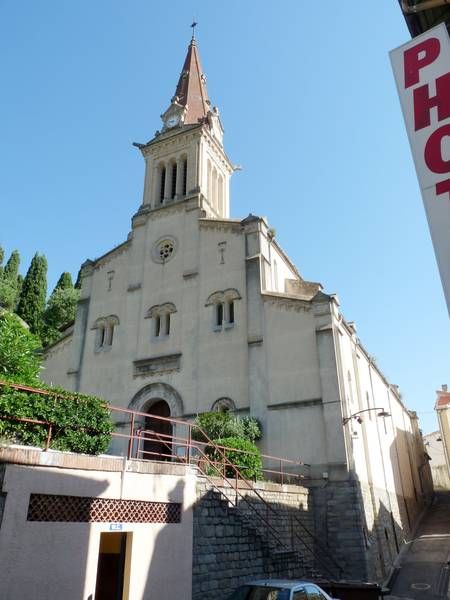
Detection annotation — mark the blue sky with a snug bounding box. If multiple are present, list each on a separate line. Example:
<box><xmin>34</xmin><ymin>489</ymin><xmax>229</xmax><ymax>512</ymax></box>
<box><xmin>1</xmin><ymin>1</ymin><xmax>448</xmax><ymax>433</ymax></box>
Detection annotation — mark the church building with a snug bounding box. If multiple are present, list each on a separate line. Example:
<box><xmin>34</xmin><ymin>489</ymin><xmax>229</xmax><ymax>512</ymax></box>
<box><xmin>42</xmin><ymin>34</ymin><xmax>433</xmax><ymax>582</ymax></box>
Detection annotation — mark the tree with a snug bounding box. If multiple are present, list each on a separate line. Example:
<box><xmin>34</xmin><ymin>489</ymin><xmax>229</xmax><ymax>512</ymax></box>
<box><xmin>16</xmin><ymin>253</ymin><xmax>47</xmax><ymax>336</ymax></box>
<box><xmin>0</xmin><ymin>250</ymin><xmax>20</xmax><ymax>311</ymax></box>
<box><xmin>0</xmin><ymin>250</ymin><xmax>20</xmax><ymax>310</ymax></box>
<box><xmin>54</xmin><ymin>271</ymin><xmax>73</xmax><ymax>291</ymax></box>
<box><xmin>0</xmin><ymin>310</ymin><xmax>42</xmax><ymax>384</ymax></box>
<box><xmin>193</xmin><ymin>411</ymin><xmax>262</xmax><ymax>443</ymax></box>
<box><xmin>42</xmin><ymin>286</ymin><xmax>79</xmax><ymax>346</ymax></box>
<box><xmin>3</xmin><ymin>250</ymin><xmax>20</xmax><ymax>282</ymax></box>
<box><xmin>0</xmin><ymin>246</ymin><xmax>4</xmax><ymax>279</ymax></box>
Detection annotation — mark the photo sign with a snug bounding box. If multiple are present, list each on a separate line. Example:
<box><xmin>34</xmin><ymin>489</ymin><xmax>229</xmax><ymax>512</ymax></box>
<box><xmin>390</xmin><ymin>23</ymin><xmax>450</xmax><ymax>316</ymax></box>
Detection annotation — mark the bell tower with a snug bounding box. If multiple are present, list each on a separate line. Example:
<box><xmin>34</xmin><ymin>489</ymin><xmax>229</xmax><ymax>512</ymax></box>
<box><xmin>135</xmin><ymin>33</ymin><xmax>234</xmax><ymax>219</ymax></box>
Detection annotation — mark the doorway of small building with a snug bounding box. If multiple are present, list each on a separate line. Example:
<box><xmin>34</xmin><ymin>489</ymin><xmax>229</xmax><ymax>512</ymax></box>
<box><xmin>94</xmin><ymin>532</ymin><xmax>131</xmax><ymax>600</ymax></box>
<box><xmin>143</xmin><ymin>399</ymin><xmax>173</xmax><ymax>461</ymax></box>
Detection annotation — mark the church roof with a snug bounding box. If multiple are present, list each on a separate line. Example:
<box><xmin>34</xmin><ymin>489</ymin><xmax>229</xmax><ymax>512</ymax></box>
<box><xmin>174</xmin><ymin>37</ymin><xmax>210</xmax><ymax>125</ymax></box>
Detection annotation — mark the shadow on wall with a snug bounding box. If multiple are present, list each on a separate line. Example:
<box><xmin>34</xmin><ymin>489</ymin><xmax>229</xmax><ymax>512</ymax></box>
<box><xmin>0</xmin><ymin>464</ymin><xmax>109</xmax><ymax>600</ymax></box>
<box><xmin>355</xmin><ymin>425</ymin><xmax>432</xmax><ymax>583</ymax></box>
<box><xmin>310</xmin><ymin>425</ymin><xmax>434</xmax><ymax>585</ymax></box>
<box><xmin>189</xmin><ymin>484</ymin><xmax>336</xmax><ymax>600</ymax></box>
<box><xmin>141</xmin><ymin>480</ymin><xmax>188</xmax><ymax>600</ymax></box>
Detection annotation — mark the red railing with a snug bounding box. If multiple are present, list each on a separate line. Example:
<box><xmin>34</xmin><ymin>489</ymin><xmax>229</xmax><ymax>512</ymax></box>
<box><xmin>0</xmin><ymin>380</ymin><xmax>309</xmax><ymax>484</ymax></box>
<box><xmin>0</xmin><ymin>380</ymin><xmax>343</xmax><ymax>579</ymax></box>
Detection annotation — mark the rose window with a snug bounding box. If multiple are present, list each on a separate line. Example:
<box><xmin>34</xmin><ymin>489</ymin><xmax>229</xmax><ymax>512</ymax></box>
<box><xmin>152</xmin><ymin>236</ymin><xmax>177</xmax><ymax>263</ymax></box>
<box><xmin>159</xmin><ymin>240</ymin><xmax>174</xmax><ymax>261</ymax></box>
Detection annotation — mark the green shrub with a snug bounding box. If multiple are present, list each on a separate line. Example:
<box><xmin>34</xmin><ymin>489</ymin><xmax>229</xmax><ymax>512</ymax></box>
<box><xmin>193</xmin><ymin>411</ymin><xmax>262</xmax><ymax>443</ymax></box>
<box><xmin>0</xmin><ymin>385</ymin><xmax>113</xmax><ymax>455</ymax></box>
<box><xmin>0</xmin><ymin>311</ymin><xmax>42</xmax><ymax>384</ymax></box>
<box><xmin>207</xmin><ymin>436</ymin><xmax>263</xmax><ymax>481</ymax></box>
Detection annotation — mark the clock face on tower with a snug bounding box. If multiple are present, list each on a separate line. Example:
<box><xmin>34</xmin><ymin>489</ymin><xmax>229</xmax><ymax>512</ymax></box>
<box><xmin>165</xmin><ymin>114</ymin><xmax>180</xmax><ymax>128</ymax></box>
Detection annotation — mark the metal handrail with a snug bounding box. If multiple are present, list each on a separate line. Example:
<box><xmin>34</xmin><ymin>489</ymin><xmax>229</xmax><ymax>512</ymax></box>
<box><xmin>0</xmin><ymin>379</ymin><xmax>342</xmax><ymax>578</ymax></box>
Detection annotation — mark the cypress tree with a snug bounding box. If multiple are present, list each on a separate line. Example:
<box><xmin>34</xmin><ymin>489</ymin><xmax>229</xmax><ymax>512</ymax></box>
<box><xmin>16</xmin><ymin>253</ymin><xmax>48</xmax><ymax>336</ymax></box>
<box><xmin>0</xmin><ymin>250</ymin><xmax>20</xmax><ymax>310</ymax></box>
<box><xmin>0</xmin><ymin>246</ymin><xmax>4</xmax><ymax>279</ymax></box>
<box><xmin>15</xmin><ymin>274</ymin><xmax>24</xmax><ymax>309</ymax></box>
<box><xmin>42</xmin><ymin>271</ymin><xmax>79</xmax><ymax>346</ymax></box>
<box><xmin>3</xmin><ymin>250</ymin><xmax>20</xmax><ymax>282</ymax></box>
<box><xmin>54</xmin><ymin>271</ymin><xmax>73</xmax><ymax>291</ymax></box>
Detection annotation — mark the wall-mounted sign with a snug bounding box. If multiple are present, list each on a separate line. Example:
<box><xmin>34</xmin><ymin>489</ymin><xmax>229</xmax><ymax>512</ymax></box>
<box><xmin>109</xmin><ymin>523</ymin><xmax>123</xmax><ymax>531</ymax></box>
<box><xmin>390</xmin><ymin>23</ymin><xmax>450</xmax><ymax>316</ymax></box>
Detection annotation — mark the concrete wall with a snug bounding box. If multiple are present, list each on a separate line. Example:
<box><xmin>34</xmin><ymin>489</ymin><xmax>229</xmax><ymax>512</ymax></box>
<box><xmin>0</xmin><ymin>447</ymin><xmax>195</xmax><ymax>600</ymax></box>
<box><xmin>41</xmin><ymin>331</ymin><xmax>74</xmax><ymax>389</ymax></box>
<box><xmin>424</xmin><ymin>431</ymin><xmax>450</xmax><ymax>490</ymax></box>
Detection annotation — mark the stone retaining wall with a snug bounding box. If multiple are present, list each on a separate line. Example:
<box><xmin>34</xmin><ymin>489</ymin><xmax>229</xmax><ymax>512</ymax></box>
<box><xmin>192</xmin><ymin>477</ymin><xmax>316</xmax><ymax>600</ymax></box>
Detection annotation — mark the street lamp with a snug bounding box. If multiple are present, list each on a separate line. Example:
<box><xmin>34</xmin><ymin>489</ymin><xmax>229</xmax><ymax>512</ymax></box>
<box><xmin>342</xmin><ymin>407</ymin><xmax>391</xmax><ymax>426</ymax></box>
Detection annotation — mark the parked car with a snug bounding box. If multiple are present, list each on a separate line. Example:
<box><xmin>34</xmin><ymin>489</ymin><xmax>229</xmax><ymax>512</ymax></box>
<box><xmin>226</xmin><ymin>579</ymin><xmax>341</xmax><ymax>600</ymax></box>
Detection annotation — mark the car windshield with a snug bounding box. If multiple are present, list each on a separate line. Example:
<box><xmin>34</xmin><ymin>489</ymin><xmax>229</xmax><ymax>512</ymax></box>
<box><xmin>226</xmin><ymin>585</ymin><xmax>291</xmax><ymax>600</ymax></box>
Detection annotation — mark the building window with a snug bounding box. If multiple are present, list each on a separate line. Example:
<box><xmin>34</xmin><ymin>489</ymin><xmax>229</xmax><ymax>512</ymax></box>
<box><xmin>146</xmin><ymin>303</ymin><xmax>177</xmax><ymax>339</ymax></box>
<box><xmin>205</xmin><ymin>288</ymin><xmax>241</xmax><ymax>331</ymax></box>
<box><xmin>216</xmin><ymin>303</ymin><xmax>223</xmax><ymax>327</ymax></box>
<box><xmin>182</xmin><ymin>158</ymin><xmax>187</xmax><ymax>195</ymax></box>
<box><xmin>171</xmin><ymin>163</ymin><xmax>177</xmax><ymax>199</ymax></box>
<box><xmin>159</xmin><ymin>240</ymin><xmax>174</xmax><ymax>261</ymax></box>
<box><xmin>211</xmin><ymin>397</ymin><xmax>236</xmax><ymax>413</ymax></box>
<box><xmin>165</xmin><ymin>313</ymin><xmax>171</xmax><ymax>335</ymax></box>
<box><xmin>154</xmin><ymin>315</ymin><xmax>161</xmax><ymax>337</ymax></box>
<box><xmin>160</xmin><ymin>166</ymin><xmax>166</xmax><ymax>203</ymax></box>
<box><xmin>152</xmin><ymin>236</ymin><xmax>178</xmax><ymax>264</ymax></box>
<box><xmin>92</xmin><ymin>315</ymin><xmax>120</xmax><ymax>352</ymax></box>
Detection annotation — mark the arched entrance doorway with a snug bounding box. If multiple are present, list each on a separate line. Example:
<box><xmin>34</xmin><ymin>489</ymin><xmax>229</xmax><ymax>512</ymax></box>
<box><xmin>142</xmin><ymin>399</ymin><xmax>173</xmax><ymax>461</ymax></box>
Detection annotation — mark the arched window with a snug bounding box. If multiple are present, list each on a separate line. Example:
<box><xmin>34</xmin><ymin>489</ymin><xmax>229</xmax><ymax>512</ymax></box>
<box><xmin>154</xmin><ymin>315</ymin><xmax>161</xmax><ymax>337</ymax></box>
<box><xmin>218</xmin><ymin>174</ymin><xmax>224</xmax><ymax>214</ymax></box>
<box><xmin>92</xmin><ymin>315</ymin><xmax>120</xmax><ymax>351</ymax></box>
<box><xmin>212</xmin><ymin>397</ymin><xmax>236</xmax><ymax>413</ymax></box>
<box><xmin>212</xmin><ymin>168</ymin><xmax>218</xmax><ymax>210</ymax></box>
<box><xmin>228</xmin><ymin>300</ymin><xmax>234</xmax><ymax>324</ymax></box>
<box><xmin>182</xmin><ymin>158</ymin><xmax>188</xmax><ymax>195</ymax></box>
<box><xmin>216</xmin><ymin>303</ymin><xmax>223</xmax><ymax>327</ymax></box>
<box><xmin>146</xmin><ymin>303</ymin><xmax>177</xmax><ymax>339</ymax></box>
<box><xmin>205</xmin><ymin>289</ymin><xmax>241</xmax><ymax>331</ymax></box>
<box><xmin>171</xmin><ymin>162</ymin><xmax>177</xmax><ymax>199</ymax></box>
<box><xmin>207</xmin><ymin>160</ymin><xmax>212</xmax><ymax>203</ymax></box>
<box><xmin>160</xmin><ymin>166</ymin><xmax>166</xmax><ymax>203</ymax></box>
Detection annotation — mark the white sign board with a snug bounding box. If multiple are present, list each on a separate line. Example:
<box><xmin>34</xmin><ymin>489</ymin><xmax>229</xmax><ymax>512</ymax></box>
<box><xmin>390</xmin><ymin>23</ymin><xmax>450</xmax><ymax>317</ymax></box>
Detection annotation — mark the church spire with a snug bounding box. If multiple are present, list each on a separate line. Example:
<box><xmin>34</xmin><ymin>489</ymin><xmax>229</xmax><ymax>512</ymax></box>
<box><xmin>172</xmin><ymin>35</ymin><xmax>210</xmax><ymax>125</ymax></box>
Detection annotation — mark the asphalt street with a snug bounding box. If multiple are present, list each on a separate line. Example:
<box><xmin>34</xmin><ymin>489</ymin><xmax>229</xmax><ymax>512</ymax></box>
<box><xmin>386</xmin><ymin>492</ymin><xmax>450</xmax><ymax>600</ymax></box>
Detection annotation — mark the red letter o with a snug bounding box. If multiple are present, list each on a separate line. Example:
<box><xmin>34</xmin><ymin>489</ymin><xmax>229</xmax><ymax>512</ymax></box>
<box><xmin>424</xmin><ymin>124</ymin><xmax>450</xmax><ymax>173</ymax></box>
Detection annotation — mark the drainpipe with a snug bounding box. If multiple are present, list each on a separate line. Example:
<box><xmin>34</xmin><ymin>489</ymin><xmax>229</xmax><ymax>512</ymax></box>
<box><xmin>401</xmin><ymin>0</ymin><xmax>450</xmax><ymax>13</ymax></box>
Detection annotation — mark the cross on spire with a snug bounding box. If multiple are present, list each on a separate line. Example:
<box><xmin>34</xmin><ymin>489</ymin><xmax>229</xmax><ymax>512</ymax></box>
<box><xmin>191</xmin><ymin>20</ymin><xmax>197</xmax><ymax>40</ymax></box>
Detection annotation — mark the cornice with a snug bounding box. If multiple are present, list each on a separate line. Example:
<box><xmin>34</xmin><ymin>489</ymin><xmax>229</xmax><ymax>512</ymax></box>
<box><xmin>198</xmin><ymin>218</ymin><xmax>243</xmax><ymax>234</ymax></box>
<box><xmin>132</xmin><ymin>196</ymin><xmax>201</xmax><ymax>226</ymax></box>
<box><xmin>262</xmin><ymin>292</ymin><xmax>312</xmax><ymax>313</ymax></box>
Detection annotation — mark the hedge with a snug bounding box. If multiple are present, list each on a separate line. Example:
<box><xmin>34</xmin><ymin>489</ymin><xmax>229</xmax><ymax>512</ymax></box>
<box><xmin>206</xmin><ymin>436</ymin><xmax>263</xmax><ymax>481</ymax></box>
<box><xmin>0</xmin><ymin>383</ymin><xmax>113</xmax><ymax>455</ymax></box>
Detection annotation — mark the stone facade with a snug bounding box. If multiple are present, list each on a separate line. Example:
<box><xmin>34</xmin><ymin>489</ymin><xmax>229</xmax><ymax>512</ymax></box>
<box><xmin>40</xmin><ymin>37</ymin><xmax>434</xmax><ymax>583</ymax></box>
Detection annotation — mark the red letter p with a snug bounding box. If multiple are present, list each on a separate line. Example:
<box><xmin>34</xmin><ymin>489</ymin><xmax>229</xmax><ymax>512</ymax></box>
<box><xmin>404</xmin><ymin>37</ymin><xmax>440</xmax><ymax>89</ymax></box>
